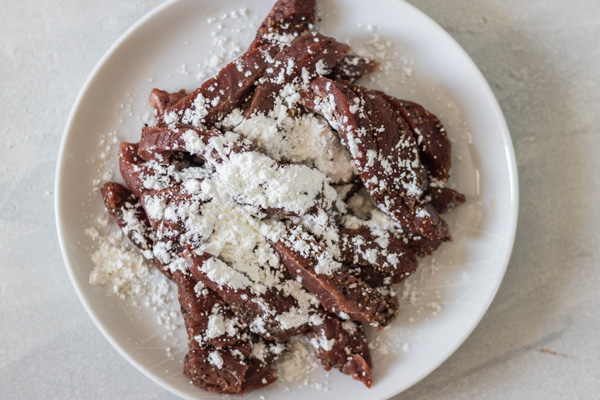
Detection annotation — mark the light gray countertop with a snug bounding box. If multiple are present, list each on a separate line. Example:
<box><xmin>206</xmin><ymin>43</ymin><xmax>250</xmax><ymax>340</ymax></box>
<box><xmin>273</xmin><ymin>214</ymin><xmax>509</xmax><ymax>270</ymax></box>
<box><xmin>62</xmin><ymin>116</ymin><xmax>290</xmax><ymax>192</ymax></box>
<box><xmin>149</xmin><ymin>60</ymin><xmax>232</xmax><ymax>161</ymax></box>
<box><xmin>1</xmin><ymin>0</ymin><xmax>599</xmax><ymax>399</ymax></box>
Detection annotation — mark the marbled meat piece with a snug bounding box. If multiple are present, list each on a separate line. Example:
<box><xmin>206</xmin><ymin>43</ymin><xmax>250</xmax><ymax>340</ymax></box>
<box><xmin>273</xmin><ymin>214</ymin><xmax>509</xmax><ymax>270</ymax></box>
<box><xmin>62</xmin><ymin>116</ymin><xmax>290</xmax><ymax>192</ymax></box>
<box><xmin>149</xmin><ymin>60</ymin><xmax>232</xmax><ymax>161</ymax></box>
<box><xmin>271</xmin><ymin>225</ymin><xmax>398</xmax><ymax>328</ymax></box>
<box><xmin>309</xmin><ymin>313</ymin><xmax>372</xmax><ymax>387</ymax></box>
<box><xmin>247</xmin><ymin>32</ymin><xmax>351</xmax><ymax>116</ymax></box>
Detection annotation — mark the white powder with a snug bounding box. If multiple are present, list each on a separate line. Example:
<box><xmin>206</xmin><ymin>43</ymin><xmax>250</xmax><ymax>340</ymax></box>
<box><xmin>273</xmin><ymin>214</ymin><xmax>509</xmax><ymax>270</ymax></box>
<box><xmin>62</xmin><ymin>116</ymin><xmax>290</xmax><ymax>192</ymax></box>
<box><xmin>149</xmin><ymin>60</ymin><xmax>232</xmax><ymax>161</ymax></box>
<box><xmin>310</xmin><ymin>331</ymin><xmax>335</xmax><ymax>351</ymax></box>
<box><xmin>182</xmin><ymin>128</ymin><xmax>338</xmax><ymax>215</ymax></box>
<box><xmin>88</xmin><ymin>229</ymin><xmax>150</xmax><ymax>297</ymax></box>
<box><xmin>196</xmin><ymin>9</ymin><xmax>260</xmax><ymax>83</ymax></box>
<box><xmin>341</xmin><ymin>320</ymin><xmax>357</xmax><ymax>334</ymax></box>
<box><xmin>275</xmin><ymin>307</ymin><xmax>311</xmax><ymax>330</ymax></box>
<box><xmin>315</xmin><ymin>59</ymin><xmax>330</xmax><ymax>76</ymax></box>
<box><xmin>200</xmin><ymin>257</ymin><xmax>255</xmax><ymax>291</ymax></box>
<box><xmin>215</xmin><ymin>151</ymin><xmax>333</xmax><ymax>215</ymax></box>
<box><xmin>205</xmin><ymin>305</ymin><xmax>240</xmax><ymax>339</ymax></box>
<box><xmin>235</xmin><ymin>112</ymin><xmax>356</xmax><ymax>183</ymax></box>
<box><xmin>144</xmin><ymin>195</ymin><xmax>167</xmax><ymax>222</ymax></box>
<box><xmin>86</xmin><ymin>225</ymin><xmax>180</xmax><ymax>348</ymax></box>
<box><xmin>276</xmin><ymin>337</ymin><xmax>321</xmax><ymax>383</ymax></box>
<box><xmin>208</xmin><ymin>351</ymin><xmax>224</xmax><ymax>369</ymax></box>
<box><xmin>251</xmin><ymin>340</ymin><xmax>268</xmax><ymax>362</ymax></box>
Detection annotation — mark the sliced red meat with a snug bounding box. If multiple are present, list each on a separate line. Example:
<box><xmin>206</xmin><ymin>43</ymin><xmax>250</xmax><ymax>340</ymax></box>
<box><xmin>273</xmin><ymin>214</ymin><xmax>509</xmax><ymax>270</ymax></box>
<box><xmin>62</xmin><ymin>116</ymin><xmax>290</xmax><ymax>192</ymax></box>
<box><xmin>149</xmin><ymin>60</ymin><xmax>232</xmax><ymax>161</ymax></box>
<box><xmin>406</xmin><ymin>234</ymin><xmax>442</xmax><ymax>257</ymax></box>
<box><xmin>426</xmin><ymin>186</ymin><xmax>466</xmax><ymax>214</ymax></box>
<box><xmin>247</xmin><ymin>32</ymin><xmax>351</xmax><ymax>116</ymax></box>
<box><xmin>250</xmin><ymin>0</ymin><xmax>316</xmax><ymax>49</ymax></box>
<box><xmin>184</xmin><ymin>342</ymin><xmax>278</xmax><ymax>394</ymax></box>
<box><xmin>118</xmin><ymin>141</ymin><xmax>196</xmax><ymax>203</ymax></box>
<box><xmin>338</xmin><ymin>226</ymin><xmax>417</xmax><ymax>286</ymax></box>
<box><xmin>165</xmin><ymin>45</ymin><xmax>280</xmax><ymax>129</ymax></box>
<box><xmin>137</xmin><ymin>124</ymin><xmax>253</xmax><ymax>165</ymax></box>
<box><xmin>302</xmin><ymin>77</ymin><xmax>450</xmax><ymax>241</ymax></box>
<box><xmin>271</xmin><ymin>225</ymin><xmax>398</xmax><ymax>328</ymax></box>
<box><xmin>184</xmin><ymin>249</ymin><xmax>313</xmax><ymax>342</ymax></box>
<box><xmin>330</xmin><ymin>55</ymin><xmax>378</xmax><ymax>83</ymax></box>
<box><xmin>118</xmin><ymin>142</ymin><xmax>147</xmax><ymax>197</ymax></box>
<box><xmin>379</xmin><ymin>94</ymin><xmax>452</xmax><ymax>181</ymax></box>
<box><xmin>100</xmin><ymin>182</ymin><xmax>154</xmax><ymax>255</ymax></box>
<box><xmin>138</xmin><ymin>185</ymin><xmax>182</xmax><ymax>231</ymax></box>
<box><xmin>174</xmin><ymin>271</ymin><xmax>248</xmax><ymax>349</ymax></box>
<box><xmin>176</xmin><ymin>267</ymin><xmax>282</xmax><ymax>394</ymax></box>
<box><xmin>309</xmin><ymin>313</ymin><xmax>372</xmax><ymax>388</ymax></box>
<box><xmin>149</xmin><ymin>88</ymin><xmax>187</xmax><ymax>117</ymax></box>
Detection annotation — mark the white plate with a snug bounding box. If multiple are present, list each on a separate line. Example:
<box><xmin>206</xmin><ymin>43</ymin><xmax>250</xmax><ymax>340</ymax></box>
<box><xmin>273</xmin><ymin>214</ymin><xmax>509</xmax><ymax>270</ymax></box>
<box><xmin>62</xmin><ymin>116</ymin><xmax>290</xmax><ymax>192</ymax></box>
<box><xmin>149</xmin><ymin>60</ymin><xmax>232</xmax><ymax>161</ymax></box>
<box><xmin>55</xmin><ymin>0</ymin><xmax>518</xmax><ymax>399</ymax></box>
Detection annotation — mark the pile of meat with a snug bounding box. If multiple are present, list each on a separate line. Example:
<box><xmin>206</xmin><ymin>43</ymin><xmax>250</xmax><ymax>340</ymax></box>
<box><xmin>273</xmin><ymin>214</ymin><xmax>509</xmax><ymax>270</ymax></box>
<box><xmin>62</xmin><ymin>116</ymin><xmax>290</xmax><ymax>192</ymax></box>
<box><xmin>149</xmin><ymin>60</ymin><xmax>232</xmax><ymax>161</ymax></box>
<box><xmin>100</xmin><ymin>0</ymin><xmax>465</xmax><ymax>394</ymax></box>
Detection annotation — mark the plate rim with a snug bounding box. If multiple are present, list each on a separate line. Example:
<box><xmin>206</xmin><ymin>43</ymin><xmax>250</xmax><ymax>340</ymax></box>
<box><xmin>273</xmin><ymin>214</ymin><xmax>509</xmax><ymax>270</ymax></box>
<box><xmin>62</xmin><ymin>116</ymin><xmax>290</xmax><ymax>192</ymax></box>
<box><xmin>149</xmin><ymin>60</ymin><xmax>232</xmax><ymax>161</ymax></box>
<box><xmin>55</xmin><ymin>0</ymin><xmax>519</xmax><ymax>398</ymax></box>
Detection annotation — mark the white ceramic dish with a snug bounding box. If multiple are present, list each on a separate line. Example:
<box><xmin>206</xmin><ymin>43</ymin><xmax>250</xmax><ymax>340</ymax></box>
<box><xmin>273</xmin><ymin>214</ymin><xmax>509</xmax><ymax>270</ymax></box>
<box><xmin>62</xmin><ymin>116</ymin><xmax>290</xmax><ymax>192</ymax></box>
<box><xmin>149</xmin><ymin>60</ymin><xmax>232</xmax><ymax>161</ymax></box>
<box><xmin>55</xmin><ymin>0</ymin><xmax>518</xmax><ymax>399</ymax></box>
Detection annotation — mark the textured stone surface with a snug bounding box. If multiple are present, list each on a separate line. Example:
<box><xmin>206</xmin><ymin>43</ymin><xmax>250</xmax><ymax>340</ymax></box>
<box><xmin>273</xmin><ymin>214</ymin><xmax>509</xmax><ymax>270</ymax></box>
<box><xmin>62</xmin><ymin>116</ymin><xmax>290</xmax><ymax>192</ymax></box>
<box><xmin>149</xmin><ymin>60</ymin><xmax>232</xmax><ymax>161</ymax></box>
<box><xmin>1</xmin><ymin>0</ymin><xmax>599</xmax><ymax>399</ymax></box>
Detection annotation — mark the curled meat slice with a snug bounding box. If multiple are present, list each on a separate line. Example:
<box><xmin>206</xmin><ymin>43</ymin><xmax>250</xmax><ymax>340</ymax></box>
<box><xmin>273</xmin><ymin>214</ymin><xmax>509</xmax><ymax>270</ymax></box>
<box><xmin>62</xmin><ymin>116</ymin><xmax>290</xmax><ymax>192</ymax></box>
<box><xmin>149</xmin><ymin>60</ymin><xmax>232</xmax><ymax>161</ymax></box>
<box><xmin>164</xmin><ymin>45</ymin><xmax>280</xmax><ymax>129</ymax></box>
<box><xmin>309</xmin><ymin>313</ymin><xmax>372</xmax><ymax>388</ymax></box>
<box><xmin>271</xmin><ymin>225</ymin><xmax>398</xmax><ymax>328</ymax></box>
<box><xmin>184</xmin><ymin>249</ymin><xmax>313</xmax><ymax>342</ymax></box>
<box><xmin>426</xmin><ymin>186</ymin><xmax>466</xmax><ymax>214</ymax></box>
<box><xmin>380</xmin><ymin>95</ymin><xmax>452</xmax><ymax>181</ymax></box>
<box><xmin>303</xmin><ymin>77</ymin><xmax>449</xmax><ymax>241</ymax></box>
<box><xmin>149</xmin><ymin>88</ymin><xmax>187</xmax><ymax>117</ymax></box>
<box><xmin>330</xmin><ymin>55</ymin><xmax>379</xmax><ymax>83</ymax></box>
<box><xmin>348</xmin><ymin>82</ymin><xmax>429</xmax><ymax>212</ymax></box>
<box><xmin>247</xmin><ymin>32</ymin><xmax>351</xmax><ymax>116</ymax></box>
<box><xmin>177</xmin><ymin>271</ymin><xmax>255</xmax><ymax>394</ymax></box>
<box><xmin>251</xmin><ymin>0</ymin><xmax>316</xmax><ymax>49</ymax></box>
<box><xmin>100</xmin><ymin>182</ymin><xmax>154</xmax><ymax>257</ymax></box>
<box><xmin>406</xmin><ymin>234</ymin><xmax>442</xmax><ymax>257</ymax></box>
<box><xmin>338</xmin><ymin>227</ymin><xmax>417</xmax><ymax>287</ymax></box>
